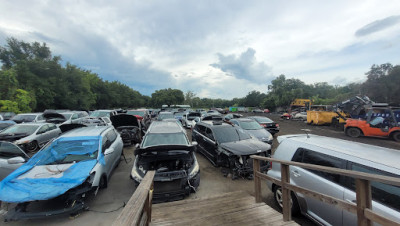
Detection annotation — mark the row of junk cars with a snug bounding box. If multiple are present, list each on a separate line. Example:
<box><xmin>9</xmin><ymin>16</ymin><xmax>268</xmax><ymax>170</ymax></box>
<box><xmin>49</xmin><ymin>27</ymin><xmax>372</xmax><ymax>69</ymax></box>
<box><xmin>0</xmin><ymin>108</ymin><xmax>279</xmax><ymax>221</ymax></box>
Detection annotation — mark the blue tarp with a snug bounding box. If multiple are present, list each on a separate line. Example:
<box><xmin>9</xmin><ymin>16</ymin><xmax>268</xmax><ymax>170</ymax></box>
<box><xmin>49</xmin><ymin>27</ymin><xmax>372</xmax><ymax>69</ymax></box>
<box><xmin>0</xmin><ymin>136</ymin><xmax>104</xmax><ymax>203</ymax></box>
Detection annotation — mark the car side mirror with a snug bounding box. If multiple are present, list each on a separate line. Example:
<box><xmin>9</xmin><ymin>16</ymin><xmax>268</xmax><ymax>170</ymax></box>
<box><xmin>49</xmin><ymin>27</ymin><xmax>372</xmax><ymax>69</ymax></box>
<box><xmin>7</xmin><ymin>156</ymin><xmax>26</xmax><ymax>164</ymax></box>
<box><xmin>104</xmin><ymin>148</ymin><xmax>114</xmax><ymax>155</ymax></box>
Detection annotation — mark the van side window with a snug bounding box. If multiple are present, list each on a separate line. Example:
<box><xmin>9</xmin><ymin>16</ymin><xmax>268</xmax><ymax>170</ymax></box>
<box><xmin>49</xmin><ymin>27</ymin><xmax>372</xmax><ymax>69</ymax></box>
<box><xmin>205</xmin><ymin>128</ymin><xmax>214</xmax><ymax>141</ymax></box>
<box><xmin>300</xmin><ymin>149</ymin><xmax>345</xmax><ymax>184</ymax></box>
<box><xmin>195</xmin><ymin>125</ymin><xmax>206</xmax><ymax>136</ymax></box>
<box><xmin>347</xmin><ymin>163</ymin><xmax>400</xmax><ymax>211</ymax></box>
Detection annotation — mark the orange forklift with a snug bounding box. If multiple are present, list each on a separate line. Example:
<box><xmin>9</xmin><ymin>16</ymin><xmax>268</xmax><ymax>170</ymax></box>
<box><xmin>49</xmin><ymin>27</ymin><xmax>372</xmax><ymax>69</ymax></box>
<box><xmin>344</xmin><ymin>105</ymin><xmax>400</xmax><ymax>142</ymax></box>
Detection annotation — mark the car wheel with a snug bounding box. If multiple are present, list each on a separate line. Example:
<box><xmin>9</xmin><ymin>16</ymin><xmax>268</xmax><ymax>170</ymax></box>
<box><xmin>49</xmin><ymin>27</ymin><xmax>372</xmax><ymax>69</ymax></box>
<box><xmin>273</xmin><ymin>186</ymin><xmax>300</xmax><ymax>215</ymax></box>
<box><xmin>26</xmin><ymin>141</ymin><xmax>39</xmax><ymax>153</ymax></box>
<box><xmin>392</xmin><ymin>132</ymin><xmax>400</xmax><ymax>142</ymax></box>
<box><xmin>346</xmin><ymin>127</ymin><xmax>361</xmax><ymax>138</ymax></box>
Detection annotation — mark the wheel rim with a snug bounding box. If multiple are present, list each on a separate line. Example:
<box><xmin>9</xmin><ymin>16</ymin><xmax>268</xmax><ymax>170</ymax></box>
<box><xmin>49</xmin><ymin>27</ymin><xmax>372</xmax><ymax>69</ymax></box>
<box><xmin>275</xmin><ymin>188</ymin><xmax>283</xmax><ymax>208</ymax></box>
<box><xmin>348</xmin><ymin>128</ymin><xmax>360</xmax><ymax>137</ymax></box>
<box><xmin>26</xmin><ymin>141</ymin><xmax>38</xmax><ymax>152</ymax></box>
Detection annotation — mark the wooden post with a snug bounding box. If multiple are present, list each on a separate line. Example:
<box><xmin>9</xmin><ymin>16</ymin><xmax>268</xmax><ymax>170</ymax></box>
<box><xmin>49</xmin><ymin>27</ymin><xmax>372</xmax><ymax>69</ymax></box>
<box><xmin>281</xmin><ymin>164</ymin><xmax>291</xmax><ymax>221</ymax></box>
<box><xmin>356</xmin><ymin>179</ymin><xmax>372</xmax><ymax>226</ymax></box>
<box><xmin>146</xmin><ymin>181</ymin><xmax>154</xmax><ymax>225</ymax></box>
<box><xmin>253</xmin><ymin>158</ymin><xmax>262</xmax><ymax>203</ymax></box>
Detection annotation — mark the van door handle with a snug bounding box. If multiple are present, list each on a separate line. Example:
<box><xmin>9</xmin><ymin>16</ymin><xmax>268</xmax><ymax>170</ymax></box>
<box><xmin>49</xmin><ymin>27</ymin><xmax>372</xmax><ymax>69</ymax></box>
<box><xmin>291</xmin><ymin>170</ymin><xmax>301</xmax><ymax>177</ymax></box>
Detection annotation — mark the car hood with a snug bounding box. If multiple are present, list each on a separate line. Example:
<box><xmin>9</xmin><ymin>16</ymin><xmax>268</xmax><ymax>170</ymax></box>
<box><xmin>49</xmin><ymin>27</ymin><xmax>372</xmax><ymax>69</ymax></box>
<box><xmin>0</xmin><ymin>132</ymin><xmax>30</xmax><ymax>142</ymax></box>
<box><xmin>111</xmin><ymin>114</ymin><xmax>139</xmax><ymax>128</ymax></box>
<box><xmin>43</xmin><ymin>112</ymin><xmax>66</xmax><ymax>124</ymax></box>
<box><xmin>136</xmin><ymin>144</ymin><xmax>194</xmax><ymax>156</ymax></box>
<box><xmin>219</xmin><ymin>139</ymin><xmax>271</xmax><ymax>155</ymax></box>
<box><xmin>245</xmin><ymin>129</ymin><xmax>272</xmax><ymax>140</ymax></box>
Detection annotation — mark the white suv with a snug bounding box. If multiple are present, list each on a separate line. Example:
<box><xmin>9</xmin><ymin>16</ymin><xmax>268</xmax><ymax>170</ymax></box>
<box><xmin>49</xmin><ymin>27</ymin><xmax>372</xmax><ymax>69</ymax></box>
<box><xmin>267</xmin><ymin>134</ymin><xmax>400</xmax><ymax>225</ymax></box>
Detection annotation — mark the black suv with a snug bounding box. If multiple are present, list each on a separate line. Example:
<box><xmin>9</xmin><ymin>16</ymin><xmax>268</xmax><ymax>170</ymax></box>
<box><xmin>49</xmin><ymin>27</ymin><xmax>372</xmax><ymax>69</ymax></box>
<box><xmin>131</xmin><ymin>120</ymin><xmax>200</xmax><ymax>202</ymax></box>
<box><xmin>192</xmin><ymin>118</ymin><xmax>271</xmax><ymax>179</ymax></box>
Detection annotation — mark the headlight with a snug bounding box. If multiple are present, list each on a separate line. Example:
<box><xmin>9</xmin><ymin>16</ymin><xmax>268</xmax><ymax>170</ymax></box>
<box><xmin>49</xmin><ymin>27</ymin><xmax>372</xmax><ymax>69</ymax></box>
<box><xmin>188</xmin><ymin>159</ymin><xmax>200</xmax><ymax>178</ymax></box>
<box><xmin>238</xmin><ymin>156</ymin><xmax>243</xmax><ymax>164</ymax></box>
<box><xmin>131</xmin><ymin>160</ymin><xmax>144</xmax><ymax>182</ymax></box>
<box><xmin>269</xmin><ymin>134</ymin><xmax>273</xmax><ymax>140</ymax></box>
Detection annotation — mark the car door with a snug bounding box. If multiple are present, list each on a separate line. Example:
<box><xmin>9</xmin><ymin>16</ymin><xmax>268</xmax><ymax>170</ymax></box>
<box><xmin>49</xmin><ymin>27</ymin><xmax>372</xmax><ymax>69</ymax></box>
<box><xmin>0</xmin><ymin>141</ymin><xmax>29</xmax><ymax>180</ymax></box>
<box><xmin>36</xmin><ymin>124</ymin><xmax>50</xmax><ymax>146</ymax></box>
<box><xmin>47</xmin><ymin>124</ymin><xmax>61</xmax><ymax>140</ymax></box>
<box><xmin>102</xmin><ymin>129</ymin><xmax>122</xmax><ymax>177</ymax></box>
<box><xmin>203</xmin><ymin>127</ymin><xmax>218</xmax><ymax>164</ymax></box>
<box><xmin>291</xmin><ymin>149</ymin><xmax>345</xmax><ymax>225</ymax></box>
<box><xmin>342</xmin><ymin>162</ymin><xmax>400</xmax><ymax>225</ymax></box>
<box><xmin>192</xmin><ymin>125</ymin><xmax>207</xmax><ymax>154</ymax></box>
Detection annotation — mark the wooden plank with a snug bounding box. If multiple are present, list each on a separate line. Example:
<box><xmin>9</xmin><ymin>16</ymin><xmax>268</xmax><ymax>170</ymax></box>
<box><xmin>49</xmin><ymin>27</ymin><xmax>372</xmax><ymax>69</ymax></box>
<box><xmin>364</xmin><ymin>209</ymin><xmax>400</xmax><ymax>226</ymax></box>
<box><xmin>152</xmin><ymin>190</ymin><xmax>248</xmax><ymax>208</ymax></box>
<box><xmin>253</xmin><ymin>158</ymin><xmax>262</xmax><ymax>203</ymax></box>
<box><xmin>251</xmin><ymin>155</ymin><xmax>400</xmax><ymax>187</ymax></box>
<box><xmin>281</xmin><ymin>164</ymin><xmax>291</xmax><ymax>221</ymax></box>
<box><xmin>113</xmin><ymin>171</ymin><xmax>155</xmax><ymax>226</ymax></box>
<box><xmin>152</xmin><ymin>196</ymin><xmax>258</xmax><ymax>222</ymax></box>
<box><xmin>356</xmin><ymin>179</ymin><xmax>372</xmax><ymax>226</ymax></box>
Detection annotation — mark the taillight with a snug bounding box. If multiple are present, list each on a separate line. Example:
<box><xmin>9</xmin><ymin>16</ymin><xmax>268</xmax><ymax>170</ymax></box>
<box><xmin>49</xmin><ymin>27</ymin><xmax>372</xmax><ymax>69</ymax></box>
<box><xmin>275</xmin><ymin>124</ymin><xmax>279</xmax><ymax>127</ymax></box>
<box><xmin>135</xmin><ymin>115</ymin><xmax>143</xmax><ymax>120</ymax></box>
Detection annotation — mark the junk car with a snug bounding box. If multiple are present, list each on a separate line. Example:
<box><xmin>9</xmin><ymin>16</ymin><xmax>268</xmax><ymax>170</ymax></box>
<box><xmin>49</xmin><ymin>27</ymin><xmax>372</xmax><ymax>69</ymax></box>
<box><xmin>0</xmin><ymin>141</ymin><xmax>30</xmax><ymax>181</ymax></box>
<box><xmin>0</xmin><ymin>123</ymin><xmax>61</xmax><ymax>153</ymax></box>
<box><xmin>192</xmin><ymin>117</ymin><xmax>271</xmax><ymax>179</ymax></box>
<box><xmin>230</xmin><ymin>118</ymin><xmax>273</xmax><ymax>144</ymax></box>
<box><xmin>0</xmin><ymin>126</ymin><xmax>123</xmax><ymax>221</ymax></box>
<box><xmin>110</xmin><ymin>114</ymin><xmax>142</xmax><ymax>146</ymax></box>
<box><xmin>131</xmin><ymin>121</ymin><xmax>200</xmax><ymax>202</ymax></box>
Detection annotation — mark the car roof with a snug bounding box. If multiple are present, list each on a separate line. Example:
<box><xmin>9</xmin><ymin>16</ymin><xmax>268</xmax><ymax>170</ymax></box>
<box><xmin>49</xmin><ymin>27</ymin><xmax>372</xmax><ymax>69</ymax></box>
<box><xmin>17</xmin><ymin>113</ymin><xmax>42</xmax><ymax>116</ymax></box>
<box><xmin>278</xmin><ymin>134</ymin><xmax>400</xmax><ymax>170</ymax></box>
<box><xmin>233</xmin><ymin>118</ymin><xmax>254</xmax><ymax>122</ymax></box>
<box><xmin>13</xmin><ymin>122</ymin><xmax>48</xmax><ymax>126</ymax></box>
<box><xmin>148</xmin><ymin>121</ymin><xmax>184</xmax><ymax>133</ymax></box>
<box><xmin>200</xmin><ymin>120</ymin><xmax>233</xmax><ymax>128</ymax></box>
<box><xmin>61</xmin><ymin>126</ymin><xmax>111</xmax><ymax>137</ymax></box>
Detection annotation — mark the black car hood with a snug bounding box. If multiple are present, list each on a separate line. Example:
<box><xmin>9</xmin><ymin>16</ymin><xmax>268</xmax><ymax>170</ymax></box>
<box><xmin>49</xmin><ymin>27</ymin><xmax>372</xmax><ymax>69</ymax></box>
<box><xmin>59</xmin><ymin>124</ymin><xmax>87</xmax><ymax>133</ymax></box>
<box><xmin>111</xmin><ymin>114</ymin><xmax>139</xmax><ymax>128</ymax></box>
<box><xmin>0</xmin><ymin>133</ymin><xmax>29</xmax><ymax>142</ymax></box>
<box><xmin>43</xmin><ymin>112</ymin><xmax>66</xmax><ymax>124</ymax></box>
<box><xmin>219</xmin><ymin>139</ymin><xmax>270</xmax><ymax>155</ymax></box>
<box><xmin>246</xmin><ymin>129</ymin><xmax>271</xmax><ymax>140</ymax></box>
<box><xmin>135</xmin><ymin>144</ymin><xmax>194</xmax><ymax>155</ymax></box>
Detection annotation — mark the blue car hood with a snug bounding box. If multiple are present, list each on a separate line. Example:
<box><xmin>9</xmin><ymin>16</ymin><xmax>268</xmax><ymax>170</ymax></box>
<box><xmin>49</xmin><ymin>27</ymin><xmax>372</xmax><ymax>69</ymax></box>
<box><xmin>0</xmin><ymin>136</ymin><xmax>103</xmax><ymax>203</ymax></box>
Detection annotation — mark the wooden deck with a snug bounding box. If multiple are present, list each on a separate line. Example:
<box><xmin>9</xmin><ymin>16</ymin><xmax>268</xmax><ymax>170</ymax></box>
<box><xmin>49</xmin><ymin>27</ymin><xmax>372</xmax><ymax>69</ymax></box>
<box><xmin>150</xmin><ymin>191</ymin><xmax>299</xmax><ymax>226</ymax></box>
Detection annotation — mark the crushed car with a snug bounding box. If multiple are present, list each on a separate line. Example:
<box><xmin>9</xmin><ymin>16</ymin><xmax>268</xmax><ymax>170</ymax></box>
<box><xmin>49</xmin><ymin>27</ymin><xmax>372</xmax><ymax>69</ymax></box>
<box><xmin>0</xmin><ymin>126</ymin><xmax>123</xmax><ymax>221</ymax></box>
<box><xmin>110</xmin><ymin>114</ymin><xmax>142</xmax><ymax>146</ymax></box>
<box><xmin>131</xmin><ymin>121</ymin><xmax>200</xmax><ymax>202</ymax></box>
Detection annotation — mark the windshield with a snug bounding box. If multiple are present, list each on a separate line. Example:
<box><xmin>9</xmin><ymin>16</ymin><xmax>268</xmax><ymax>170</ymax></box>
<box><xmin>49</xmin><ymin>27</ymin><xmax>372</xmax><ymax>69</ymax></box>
<box><xmin>142</xmin><ymin>133</ymin><xmax>189</xmax><ymax>147</ymax></box>
<box><xmin>12</xmin><ymin>115</ymin><xmax>36</xmax><ymax>122</ymax></box>
<box><xmin>61</xmin><ymin>113</ymin><xmax>73</xmax><ymax>120</ymax></box>
<box><xmin>1</xmin><ymin>124</ymin><xmax>39</xmax><ymax>135</ymax></box>
<box><xmin>254</xmin><ymin>117</ymin><xmax>273</xmax><ymax>123</ymax></box>
<box><xmin>90</xmin><ymin>111</ymin><xmax>110</xmax><ymax>117</ymax></box>
<box><xmin>158</xmin><ymin>113</ymin><xmax>174</xmax><ymax>120</ymax></box>
<box><xmin>43</xmin><ymin>139</ymin><xmax>99</xmax><ymax>164</ymax></box>
<box><xmin>213</xmin><ymin>126</ymin><xmax>251</xmax><ymax>143</ymax></box>
<box><xmin>127</xmin><ymin>110</ymin><xmax>145</xmax><ymax>117</ymax></box>
<box><xmin>0</xmin><ymin>141</ymin><xmax>26</xmax><ymax>158</ymax></box>
<box><xmin>240</xmin><ymin>121</ymin><xmax>263</xmax><ymax>130</ymax></box>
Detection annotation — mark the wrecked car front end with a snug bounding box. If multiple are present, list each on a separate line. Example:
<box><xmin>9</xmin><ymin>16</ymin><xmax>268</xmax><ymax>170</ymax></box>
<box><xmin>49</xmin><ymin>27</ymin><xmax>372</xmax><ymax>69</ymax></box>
<box><xmin>111</xmin><ymin>114</ymin><xmax>142</xmax><ymax>146</ymax></box>
<box><xmin>131</xmin><ymin>145</ymin><xmax>200</xmax><ymax>203</ymax></box>
<box><xmin>0</xmin><ymin>135</ymin><xmax>104</xmax><ymax>221</ymax></box>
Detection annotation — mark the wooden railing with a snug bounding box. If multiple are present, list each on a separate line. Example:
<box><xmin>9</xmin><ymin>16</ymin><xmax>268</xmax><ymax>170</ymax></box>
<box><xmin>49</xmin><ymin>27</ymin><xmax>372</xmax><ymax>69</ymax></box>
<box><xmin>251</xmin><ymin>155</ymin><xmax>400</xmax><ymax>226</ymax></box>
<box><xmin>113</xmin><ymin>171</ymin><xmax>155</xmax><ymax>226</ymax></box>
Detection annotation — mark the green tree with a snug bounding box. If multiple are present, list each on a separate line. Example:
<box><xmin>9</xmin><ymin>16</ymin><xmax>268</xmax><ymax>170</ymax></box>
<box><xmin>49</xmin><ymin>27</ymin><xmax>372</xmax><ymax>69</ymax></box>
<box><xmin>151</xmin><ymin>88</ymin><xmax>184</xmax><ymax>108</ymax></box>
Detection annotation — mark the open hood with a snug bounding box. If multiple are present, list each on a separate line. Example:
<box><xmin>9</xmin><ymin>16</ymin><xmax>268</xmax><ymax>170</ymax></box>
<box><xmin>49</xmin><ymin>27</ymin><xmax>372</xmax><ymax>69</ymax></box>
<box><xmin>59</xmin><ymin>123</ymin><xmax>87</xmax><ymax>133</ymax></box>
<box><xmin>110</xmin><ymin>114</ymin><xmax>139</xmax><ymax>128</ymax></box>
<box><xmin>0</xmin><ymin>132</ymin><xmax>30</xmax><ymax>142</ymax></box>
<box><xmin>43</xmin><ymin>112</ymin><xmax>66</xmax><ymax>124</ymax></box>
<box><xmin>135</xmin><ymin>144</ymin><xmax>194</xmax><ymax>155</ymax></box>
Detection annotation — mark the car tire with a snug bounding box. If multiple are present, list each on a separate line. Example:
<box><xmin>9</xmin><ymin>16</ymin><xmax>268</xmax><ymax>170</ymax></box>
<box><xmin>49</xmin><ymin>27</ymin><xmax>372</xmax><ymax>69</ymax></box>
<box><xmin>392</xmin><ymin>132</ymin><xmax>400</xmax><ymax>142</ymax></box>
<box><xmin>346</xmin><ymin>127</ymin><xmax>361</xmax><ymax>138</ymax></box>
<box><xmin>26</xmin><ymin>141</ymin><xmax>39</xmax><ymax>153</ymax></box>
<box><xmin>273</xmin><ymin>186</ymin><xmax>300</xmax><ymax>216</ymax></box>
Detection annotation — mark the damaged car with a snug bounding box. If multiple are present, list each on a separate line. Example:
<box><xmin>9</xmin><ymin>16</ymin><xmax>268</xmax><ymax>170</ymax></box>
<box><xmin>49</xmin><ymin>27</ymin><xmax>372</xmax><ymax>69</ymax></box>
<box><xmin>110</xmin><ymin>114</ymin><xmax>142</xmax><ymax>146</ymax></box>
<box><xmin>0</xmin><ymin>141</ymin><xmax>30</xmax><ymax>181</ymax></box>
<box><xmin>192</xmin><ymin>117</ymin><xmax>271</xmax><ymax>179</ymax></box>
<box><xmin>0</xmin><ymin>125</ymin><xmax>123</xmax><ymax>221</ymax></box>
<box><xmin>181</xmin><ymin>112</ymin><xmax>201</xmax><ymax>129</ymax></box>
<box><xmin>0</xmin><ymin>123</ymin><xmax>61</xmax><ymax>153</ymax></box>
<box><xmin>131</xmin><ymin>121</ymin><xmax>200</xmax><ymax>202</ymax></box>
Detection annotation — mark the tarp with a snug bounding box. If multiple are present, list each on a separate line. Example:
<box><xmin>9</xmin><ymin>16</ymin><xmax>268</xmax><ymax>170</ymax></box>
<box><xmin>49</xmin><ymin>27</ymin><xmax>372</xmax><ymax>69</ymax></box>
<box><xmin>0</xmin><ymin>135</ymin><xmax>104</xmax><ymax>203</ymax></box>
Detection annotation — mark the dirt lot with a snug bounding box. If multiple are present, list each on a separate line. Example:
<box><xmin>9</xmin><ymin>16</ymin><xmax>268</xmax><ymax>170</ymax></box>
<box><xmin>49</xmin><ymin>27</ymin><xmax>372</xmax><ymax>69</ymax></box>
<box><xmin>2</xmin><ymin>113</ymin><xmax>399</xmax><ymax>225</ymax></box>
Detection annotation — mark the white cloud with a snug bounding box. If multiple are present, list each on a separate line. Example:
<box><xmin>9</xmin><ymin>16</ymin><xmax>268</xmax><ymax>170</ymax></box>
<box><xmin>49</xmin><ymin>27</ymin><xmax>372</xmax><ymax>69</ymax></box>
<box><xmin>0</xmin><ymin>0</ymin><xmax>400</xmax><ymax>98</ymax></box>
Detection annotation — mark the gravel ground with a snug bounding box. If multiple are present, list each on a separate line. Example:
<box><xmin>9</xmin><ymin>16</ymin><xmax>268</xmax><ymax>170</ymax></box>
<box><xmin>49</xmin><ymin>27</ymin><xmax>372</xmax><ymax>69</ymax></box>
<box><xmin>2</xmin><ymin>113</ymin><xmax>398</xmax><ymax>226</ymax></box>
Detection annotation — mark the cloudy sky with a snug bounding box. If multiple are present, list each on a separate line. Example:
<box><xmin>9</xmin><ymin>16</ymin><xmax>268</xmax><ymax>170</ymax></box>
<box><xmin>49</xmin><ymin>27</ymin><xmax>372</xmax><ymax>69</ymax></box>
<box><xmin>1</xmin><ymin>1</ymin><xmax>399</xmax><ymax>99</ymax></box>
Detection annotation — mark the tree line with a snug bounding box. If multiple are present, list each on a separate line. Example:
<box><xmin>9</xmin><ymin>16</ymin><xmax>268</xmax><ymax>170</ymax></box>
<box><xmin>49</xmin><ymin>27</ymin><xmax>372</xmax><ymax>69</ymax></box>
<box><xmin>1</xmin><ymin>38</ymin><xmax>399</xmax><ymax>113</ymax></box>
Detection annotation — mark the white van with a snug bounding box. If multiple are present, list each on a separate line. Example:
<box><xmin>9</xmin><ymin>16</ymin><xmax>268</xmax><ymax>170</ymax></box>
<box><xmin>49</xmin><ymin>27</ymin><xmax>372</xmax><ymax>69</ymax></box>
<box><xmin>267</xmin><ymin>134</ymin><xmax>400</xmax><ymax>225</ymax></box>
